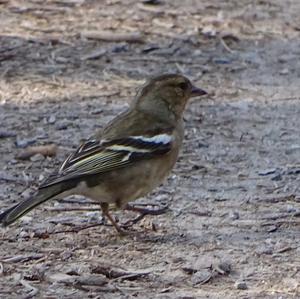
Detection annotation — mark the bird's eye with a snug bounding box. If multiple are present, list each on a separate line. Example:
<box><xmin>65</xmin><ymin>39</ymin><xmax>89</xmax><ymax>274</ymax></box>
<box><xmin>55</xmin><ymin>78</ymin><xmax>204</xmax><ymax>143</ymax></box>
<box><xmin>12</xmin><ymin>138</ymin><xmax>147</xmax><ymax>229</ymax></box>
<box><xmin>178</xmin><ymin>82</ymin><xmax>188</xmax><ymax>90</ymax></box>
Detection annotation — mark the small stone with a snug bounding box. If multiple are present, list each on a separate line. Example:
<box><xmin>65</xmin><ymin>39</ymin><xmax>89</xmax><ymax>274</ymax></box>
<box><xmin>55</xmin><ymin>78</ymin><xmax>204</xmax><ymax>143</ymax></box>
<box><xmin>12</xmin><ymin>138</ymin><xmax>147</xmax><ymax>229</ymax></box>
<box><xmin>193</xmin><ymin>49</ymin><xmax>202</xmax><ymax>56</ymax></box>
<box><xmin>15</xmin><ymin>138</ymin><xmax>36</xmax><ymax>148</ymax></box>
<box><xmin>9</xmin><ymin>159</ymin><xmax>18</xmax><ymax>165</ymax></box>
<box><xmin>191</xmin><ymin>270</ymin><xmax>212</xmax><ymax>285</ymax></box>
<box><xmin>31</xmin><ymin>116</ymin><xmax>41</xmax><ymax>122</ymax></box>
<box><xmin>86</xmin><ymin>212</ymin><xmax>101</xmax><ymax>223</ymax></box>
<box><xmin>215</xmin><ymin>261</ymin><xmax>232</xmax><ymax>275</ymax></box>
<box><xmin>48</xmin><ymin>273</ymin><xmax>73</xmax><ymax>283</ymax></box>
<box><xmin>111</xmin><ymin>43</ymin><xmax>128</xmax><ymax>53</ymax></box>
<box><xmin>235</xmin><ymin>280</ymin><xmax>248</xmax><ymax>290</ymax></box>
<box><xmin>279</xmin><ymin>68</ymin><xmax>289</xmax><ymax>75</ymax></box>
<box><xmin>266</xmin><ymin>225</ymin><xmax>278</xmax><ymax>233</ymax></box>
<box><xmin>229</xmin><ymin>211</ymin><xmax>239</xmax><ymax>220</ymax></box>
<box><xmin>271</xmin><ymin>173</ymin><xmax>282</xmax><ymax>181</ymax></box>
<box><xmin>48</xmin><ymin>115</ymin><xmax>56</xmax><ymax>124</ymax></box>
<box><xmin>30</xmin><ymin>153</ymin><xmax>45</xmax><ymax>162</ymax></box>
<box><xmin>255</xmin><ymin>245</ymin><xmax>273</xmax><ymax>255</ymax></box>
<box><xmin>55</xmin><ymin>121</ymin><xmax>69</xmax><ymax>130</ymax></box>
<box><xmin>19</xmin><ymin>230</ymin><xmax>30</xmax><ymax>238</ymax></box>
<box><xmin>21</xmin><ymin>188</ymin><xmax>33</xmax><ymax>198</ymax></box>
<box><xmin>20</xmin><ymin>216</ymin><xmax>33</xmax><ymax>225</ymax></box>
<box><xmin>91</xmin><ymin>108</ymin><xmax>103</xmax><ymax>115</ymax></box>
<box><xmin>286</xmin><ymin>205</ymin><xmax>297</xmax><ymax>213</ymax></box>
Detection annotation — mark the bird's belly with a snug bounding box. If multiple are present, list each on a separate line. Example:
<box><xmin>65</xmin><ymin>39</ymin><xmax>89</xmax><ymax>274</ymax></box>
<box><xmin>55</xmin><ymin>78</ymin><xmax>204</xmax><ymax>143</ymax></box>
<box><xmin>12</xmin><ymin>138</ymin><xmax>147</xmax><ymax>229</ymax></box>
<box><xmin>77</xmin><ymin>156</ymin><xmax>176</xmax><ymax>208</ymax></box>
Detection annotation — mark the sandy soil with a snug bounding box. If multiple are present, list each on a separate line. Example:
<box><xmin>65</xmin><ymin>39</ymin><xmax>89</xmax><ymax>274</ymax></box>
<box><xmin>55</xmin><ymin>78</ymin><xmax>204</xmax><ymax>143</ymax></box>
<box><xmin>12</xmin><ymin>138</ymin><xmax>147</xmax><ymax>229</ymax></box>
<box><xmin>0</xmin><ymin>0</ymin><xmax>300</xmax><ymax>298</ymax></box>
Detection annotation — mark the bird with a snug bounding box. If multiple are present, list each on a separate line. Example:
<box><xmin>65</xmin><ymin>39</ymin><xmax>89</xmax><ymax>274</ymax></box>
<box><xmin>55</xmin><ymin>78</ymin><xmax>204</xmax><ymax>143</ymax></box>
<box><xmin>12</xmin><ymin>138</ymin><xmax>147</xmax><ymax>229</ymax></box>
<box><xmin>0</xmin><ymin>74</ymin><xmax>207</xmax><ymax>234</ymax></box>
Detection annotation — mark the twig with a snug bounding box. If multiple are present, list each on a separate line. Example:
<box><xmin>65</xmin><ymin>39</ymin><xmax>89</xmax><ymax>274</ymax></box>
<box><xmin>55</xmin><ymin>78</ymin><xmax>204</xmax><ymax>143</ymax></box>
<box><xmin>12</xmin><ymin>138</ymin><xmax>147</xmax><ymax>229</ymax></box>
<box><xmin>1</xmin><ymin>254</ymin><xmax>44</xmax><ymax>263</ymax></box>
<box><xmin>33</xmin><ymin>223</ymin><xmax>106</xmax><ymax>237</ymax></box>
<box><xmin>254</xmin><ymin>194</ymin><xmax>296</xmax><ymax>203</ymax></box>
<box><xmin>220</xmin><ymin>37</ymin><xmax>234</xmax><ymax>53</ymax></box>
<box><xmin>92</xmin><ymin>264</ymin><xmax>151</xmax><ymax>281</ymax></box>
<box><xmin>275</xmin><ymin>246</ymin><xmax>294</xmax><ymax>253</ymax></box>
<box><xmin>271</xmin><ymin>97</ymin><xmax>299</xmax><ymax>102</ymax></box>
<box><xmin>19</xmin><ymin>279</ymin><xmax>39</xmax><ymax>299</ymax></box>
<box><xmin>48</xmin><ymin>207</ymin><xmax>100</xmax><ymax>212</ymax></box>
<box><xmin>81</xmin><ymin>31</ymin><xmax>144</xmax><ymax>43</ymax></box>
<box><xmin>10</xmin><ymin>4</ymin><xmax>70</xmax><ymax>13</ymax></box>
<box><xmin>0</xmin><ymin>172</ymin><xmax>28</xmax><ymax>185</ymax></box>
<box><xmin>261</xmin><ymin>220</ymin><xmax>300</xmax><ymax>227</ymax></box>
<box><xmin>80</xmin><ymin>49</ymin><xmax>107</xmax><ymax>61</ymax></box>
<box><xmin>56</xmin><ymin>199</ymin><xmax>100</xmax><ymax>205</ymax></box>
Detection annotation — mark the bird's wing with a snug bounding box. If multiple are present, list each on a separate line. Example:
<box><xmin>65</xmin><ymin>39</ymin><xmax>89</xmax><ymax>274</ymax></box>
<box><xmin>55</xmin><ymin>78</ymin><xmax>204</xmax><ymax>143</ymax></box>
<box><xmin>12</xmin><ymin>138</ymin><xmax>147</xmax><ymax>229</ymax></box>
<box><xmin>40</xmin><ymin>131</ymin><xmax>173</xmax><ymax>188</ymax></box>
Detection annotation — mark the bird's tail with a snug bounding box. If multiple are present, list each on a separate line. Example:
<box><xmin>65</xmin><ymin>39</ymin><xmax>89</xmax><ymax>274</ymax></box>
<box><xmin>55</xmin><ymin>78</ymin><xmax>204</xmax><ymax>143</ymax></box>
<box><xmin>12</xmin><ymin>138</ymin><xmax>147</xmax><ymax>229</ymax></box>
<box><xmin>0</xmin><ymin>183</ymin><xmax>70</xmax><ymax>226</ymax></box>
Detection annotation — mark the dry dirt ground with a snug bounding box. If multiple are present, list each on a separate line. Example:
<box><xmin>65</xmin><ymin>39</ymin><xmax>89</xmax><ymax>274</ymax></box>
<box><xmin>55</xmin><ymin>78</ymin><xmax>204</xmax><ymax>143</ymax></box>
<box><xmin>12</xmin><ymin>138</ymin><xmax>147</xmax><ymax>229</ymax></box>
<box><xmin>1</xmin><ymin>0</ymin><xmax>300</xmax><ymax>298</ymax></box>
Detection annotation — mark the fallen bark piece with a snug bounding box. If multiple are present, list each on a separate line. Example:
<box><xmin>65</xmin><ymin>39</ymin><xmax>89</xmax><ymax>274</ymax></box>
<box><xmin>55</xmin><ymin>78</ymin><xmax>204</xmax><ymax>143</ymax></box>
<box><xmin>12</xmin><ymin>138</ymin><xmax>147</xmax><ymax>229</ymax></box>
<box><xmin>81</xmin><ymin>31</ymin><xmax>144</xmax><ymax>43</ymax></box>
<box><xmin>0</xmin><ymin>171</ymin><xmax>28</xmax><ymax>185</ymax></box>
<box><xmin>49</xmin><ymin>273</ymin><xmax>108</xmax><ymax>287</ymax></box>
<box><xmin>80</xmin><ymin>48</ymin><xmax>107</xmax><ymax>60</ymax></box>
<box><xmin>92</xmin><ymin>264</ymin><xmax>151</xmax><ymax>280</ymax></box>
<box><xmin>17</xmin><ymin>144</ymin><xmax>57</xmax><ymax>160</ymax></box>
<box><xmin>1</xmin><ymin>254</ymin><xmax>44</xmax><ymax>263</ymax></box>
<box><xmin>0</xmin><ymin>131</ymin><xmax>16</xmax><ymax>138</ymax></box>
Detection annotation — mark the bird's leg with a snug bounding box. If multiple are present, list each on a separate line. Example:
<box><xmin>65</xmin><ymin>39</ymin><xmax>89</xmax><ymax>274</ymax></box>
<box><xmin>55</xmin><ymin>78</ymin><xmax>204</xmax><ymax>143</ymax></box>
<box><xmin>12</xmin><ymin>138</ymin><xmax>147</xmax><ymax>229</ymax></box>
<box><xmin>100</xmin><ymin>203</ymin><xmax>124</xmax><ymax>235</ymax></box>
<box><xmin>123</xmin><ymin>203</ymin><xmax>168</xmax><ymax>227</ymax></box>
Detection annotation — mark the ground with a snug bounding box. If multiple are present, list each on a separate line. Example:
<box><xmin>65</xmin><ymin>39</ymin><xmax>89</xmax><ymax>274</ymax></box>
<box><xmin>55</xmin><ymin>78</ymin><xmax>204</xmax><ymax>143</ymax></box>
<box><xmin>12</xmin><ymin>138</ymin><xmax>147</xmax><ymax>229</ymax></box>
<box><xmin>0</xmin><ymin>0</ymin><xmax>300</xmax><ymax>298</ymax></box>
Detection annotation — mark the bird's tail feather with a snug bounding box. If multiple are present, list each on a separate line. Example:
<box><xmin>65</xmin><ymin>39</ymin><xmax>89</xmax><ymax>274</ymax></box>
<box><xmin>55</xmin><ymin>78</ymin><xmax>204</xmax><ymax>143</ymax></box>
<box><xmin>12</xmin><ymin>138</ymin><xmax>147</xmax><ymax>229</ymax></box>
<box><xmin>0</xmin><ymin>183</ymin><xmax>69</xmax><ymax>226</ymax></box>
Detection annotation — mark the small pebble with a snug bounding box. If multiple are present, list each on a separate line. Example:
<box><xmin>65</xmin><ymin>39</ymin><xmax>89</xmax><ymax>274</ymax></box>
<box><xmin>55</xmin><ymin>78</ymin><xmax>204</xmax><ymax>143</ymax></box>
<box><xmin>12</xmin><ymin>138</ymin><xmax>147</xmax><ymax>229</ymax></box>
<box><xmin>191</xmin><ymin>270</ymin><xmax>212</xmax><ymax>285</ymax></box>
<box><xmin>229</xmin><ymin>211</ymin><xmax>239</xmax><ymax>220</ymax></box>
<box><xmin>55</xmin><ymin>121</ymin><xmax>69</xmax><ymax>130</ymax></box>
<box><xmin>21</xmin><ymin>188</ymin><xmax>33</xmax><ymax>198</ymax></box>
<box><xmin>266</xmin><ymin>225</ymin><xmax>278</xmax><ymax>233</ymax></box>
<box><xmin>271</xmin><ymin>173</ymin><xmax>282</xmax><ymax>181</ymax></box>
<box><xmin>20</xmin><ymin>215</ymin><xmax>33</xmax><ymax>224</ymax></box>
<box><xmin>31</xmin><ymin>116</ymin><xmax>41</xmax><ymax>122</ymax></box>
<box><xmin>15</xmin><ymin>138</ymin><xmax>36</xmax><ymax>148</ymax></box>
<box><xmin>48</xmin><ymin>115</ymin><xmax>56</xmax><ymax>124</ymax></box>
<box><xmin>91</xmin><ymin>108</ymin><xmax>103</xmax><ymax>115</ymax></box>
<box><xmin>255</xmin><ymin>245</ymin><xmax>273</xmax><ymax>255</ymax></box>
<box><xmin>19</xmin><ymin>230</ymin><xmax>30</xmax><ymax>238</ymax></box>
<box><xmin>39</xmin><ymin>174</ymin><xmax>45</xmax><ymax>182</ymax></box>
<box><xmin>9</xmin><ymin>159</ymin><xmax>18</xmax><ymax>165</ymax></box>
<box><xmin>279</xmin><ymin>68</ymin><xmax>289</xmax><ymax>75</ymax></box>
<box><xmin>30</xmin><ymin>153</ymin><xmax>45</xmax><ymax>162</ymax></box>
<box><xmin>111</xmin><ymin>43</ymin><xmax>128</xmax><ymax>53</ymax></box>
<box><xmin>235</xmin><ymin>280</ymin><xmax>248</xmax><ymax>290</ymax></box>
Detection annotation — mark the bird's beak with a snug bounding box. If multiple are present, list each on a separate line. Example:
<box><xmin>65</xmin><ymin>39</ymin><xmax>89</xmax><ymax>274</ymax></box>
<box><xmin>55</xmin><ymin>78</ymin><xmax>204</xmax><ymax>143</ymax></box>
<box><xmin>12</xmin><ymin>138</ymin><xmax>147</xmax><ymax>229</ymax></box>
<box><xmin>191</xmin><ymin>85</ymin><xmax>207</xmax><ymax>97</ymax></box>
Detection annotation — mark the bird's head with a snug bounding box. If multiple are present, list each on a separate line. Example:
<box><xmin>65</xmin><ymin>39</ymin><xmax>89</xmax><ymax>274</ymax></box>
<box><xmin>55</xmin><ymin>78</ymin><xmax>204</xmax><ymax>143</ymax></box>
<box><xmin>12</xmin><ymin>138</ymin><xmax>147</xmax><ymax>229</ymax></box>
<box><xmin>134</xmin><ymin>74</ymin><xmax>207</xmax><ymax>121</ymax></box>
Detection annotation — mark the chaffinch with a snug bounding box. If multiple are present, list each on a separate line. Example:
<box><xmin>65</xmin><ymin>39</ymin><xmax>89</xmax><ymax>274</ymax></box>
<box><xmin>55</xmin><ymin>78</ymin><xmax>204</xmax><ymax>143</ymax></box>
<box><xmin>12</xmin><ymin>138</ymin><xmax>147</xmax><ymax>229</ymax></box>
<box><xmin>0</xmin><ymin>74</ymin><xmax>207</xmax><ymax>233</ymax></box>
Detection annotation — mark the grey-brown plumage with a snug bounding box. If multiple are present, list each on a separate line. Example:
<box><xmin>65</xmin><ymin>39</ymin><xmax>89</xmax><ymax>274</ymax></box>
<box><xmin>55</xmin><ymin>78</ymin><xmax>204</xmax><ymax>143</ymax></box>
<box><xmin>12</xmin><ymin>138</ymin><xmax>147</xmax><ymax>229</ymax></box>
<box><xmin>0</xmin><ymin>74</ymin><xmax>207</xmax><ymax>233</ymax></box>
